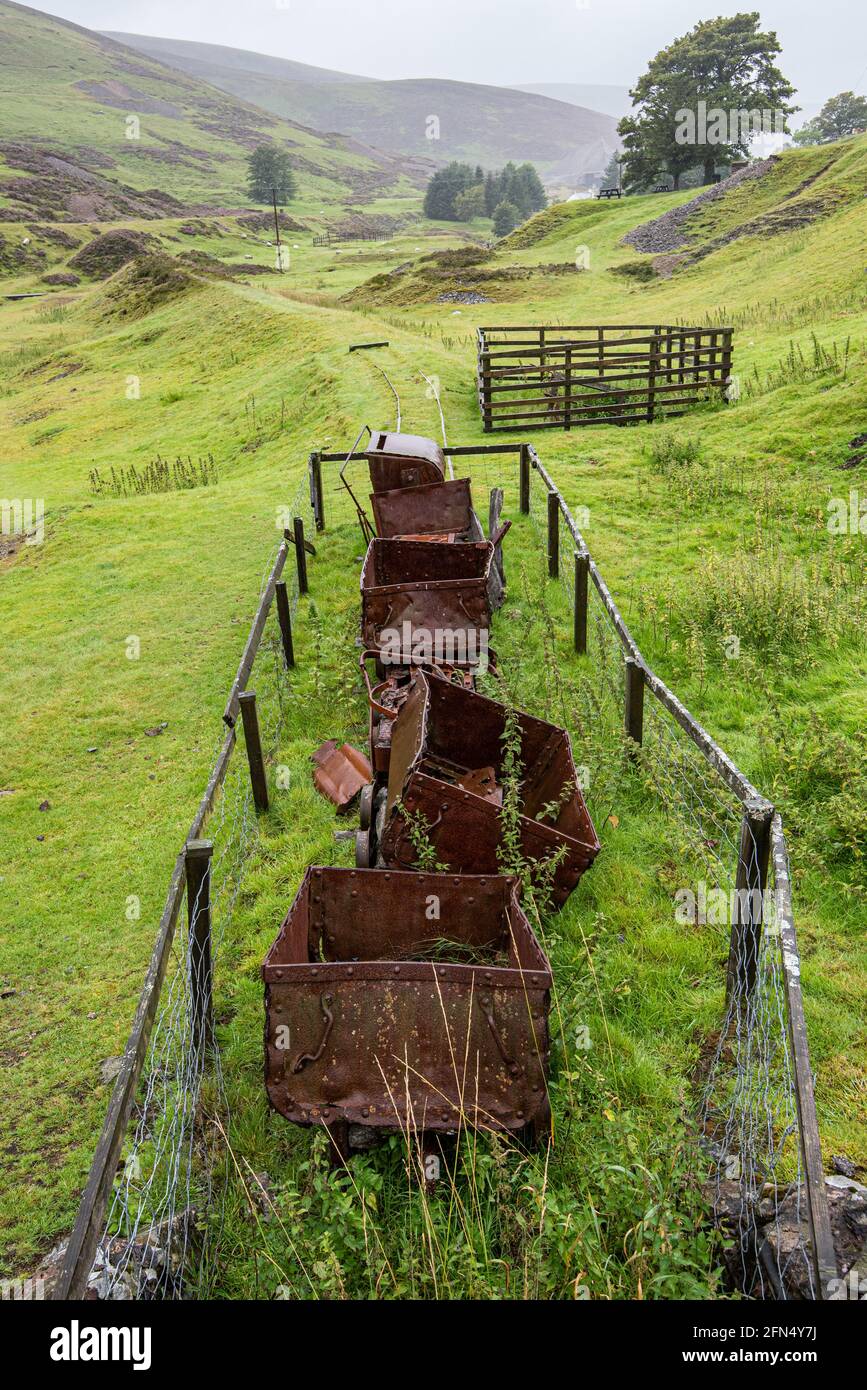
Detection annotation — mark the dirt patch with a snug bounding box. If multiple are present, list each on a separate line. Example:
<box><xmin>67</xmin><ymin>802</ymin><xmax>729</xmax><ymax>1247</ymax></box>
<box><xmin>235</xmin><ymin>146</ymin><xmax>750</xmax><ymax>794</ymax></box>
<box><xmin>841</xmin><ymin>432</ymin><xmax>867</xmax><ymax>470</ymax></box>
<box><xmin>0</xmin><ymin>142</ymin><xmax>188</xmax><ymax>223</ymax></box>
<box><xmin>69</xmin><ymin>229</ymin><xmax>159</xmax><ymax>279</ymax></box>
<box><xmin>75</xmin><ymin>80</ymin><xmax>182</xmax><ymax>120</ymax></box>
<box><xmin>235</xmin><ymin>211</ymin><xmax>306</xmax><ymax>234</ymax></box>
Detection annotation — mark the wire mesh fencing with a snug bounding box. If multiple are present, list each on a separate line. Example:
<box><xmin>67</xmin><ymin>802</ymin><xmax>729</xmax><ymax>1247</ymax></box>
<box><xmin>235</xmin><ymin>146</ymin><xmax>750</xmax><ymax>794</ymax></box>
<box><xmin>86</xmin><ymin>575</ymin><xmax>297</xmax><ymax>1300</ymax></box>
<box><xmin>524</xmin><ymin>450</ymin><xmax>833</xmax><ymax>1299</ymax></box>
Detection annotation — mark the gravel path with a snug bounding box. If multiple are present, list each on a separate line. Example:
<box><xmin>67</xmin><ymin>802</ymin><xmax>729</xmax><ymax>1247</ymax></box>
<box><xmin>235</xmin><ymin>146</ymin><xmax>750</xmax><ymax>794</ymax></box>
<box><xmin>622</xmin><ymin>158</ymin><xmax>778</xmax><ymax>254</ymax></box>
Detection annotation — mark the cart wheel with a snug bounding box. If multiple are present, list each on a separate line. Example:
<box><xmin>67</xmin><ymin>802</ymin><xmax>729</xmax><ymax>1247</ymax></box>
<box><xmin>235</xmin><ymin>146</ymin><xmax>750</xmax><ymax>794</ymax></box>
<box><xmin>359</xmin><ymin>783</ymin><xmax>374</xmax><ymax>831</ymax></box>
<box><xmin>355</xmin><ymin>829</ymin><xmax>373</xmax><ymax>868</ymax></box>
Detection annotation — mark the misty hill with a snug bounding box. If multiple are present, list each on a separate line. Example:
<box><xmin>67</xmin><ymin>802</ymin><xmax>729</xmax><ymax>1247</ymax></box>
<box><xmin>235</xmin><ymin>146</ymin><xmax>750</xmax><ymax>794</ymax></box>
<box><xmin>106</xmin><ymin>32</ymin><xmax>620</xmax><ymax>185</ymax></box>
<box><xmin>0</xmin><ymin>2</ymin><xmax>426</xmax><ymax>222</ymax></box>
<box><xmin>513</xmin><ymin>83</ymin><xmax>632</xmax><ymax>121</ymax></box>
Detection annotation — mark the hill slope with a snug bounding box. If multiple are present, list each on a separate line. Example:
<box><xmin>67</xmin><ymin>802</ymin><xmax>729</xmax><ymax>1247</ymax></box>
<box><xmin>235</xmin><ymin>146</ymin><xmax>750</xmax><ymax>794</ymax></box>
<box><xmin>513</xmin><ymin>81</ymin><xmax>631</xmax><ymax>121</ymax></box>
<box><xmin>0</xmin><ymin>2</ymin><xmax>427</xmax><ymax>221</ymax></box>
<box><xmin>106</xmin><ymin>32</ymin><xmax>620</xmax><ymax>185</ymax></box>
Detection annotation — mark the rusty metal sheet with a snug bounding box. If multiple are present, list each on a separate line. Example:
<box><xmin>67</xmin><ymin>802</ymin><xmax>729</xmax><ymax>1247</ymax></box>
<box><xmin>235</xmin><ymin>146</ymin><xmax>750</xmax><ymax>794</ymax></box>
<box><xmin>311</xmin><ymin>741</ymin><xmax>372</xmax><ymax>811</ymax></box>
<box><xmin>380</xmin><ymin>671</ymin><xmax>600</xmax><ymax>909</ymax></box>
<box><xmin>263</xmin><ymin>867</ymin><xmax>552</xmax><ymax>1139</ymax></box>
<box><xmin>365</xmin><ymin>432</ymin><xmax>446</xmax><ymax>493</ymax></box>
<box><xmin>360</xmin><ymin>538</ymin><xmax>494</xmax><ymax>671</ymax></box>
<box><xmin>372</xmin><ymin>478</ymin><xmax>475</xmax><ymax>540</ymax></box>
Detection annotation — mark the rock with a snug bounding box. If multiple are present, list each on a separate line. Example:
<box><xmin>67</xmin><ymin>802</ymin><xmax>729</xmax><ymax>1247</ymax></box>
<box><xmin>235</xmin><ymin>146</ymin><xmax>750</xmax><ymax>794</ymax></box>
<box><xmin>38</xmin><ymin>800</ymin><xmax>50</xmax><ymax>811</ymax></box>
<box><xmin>826</xmin><ymin>1173</ymin><xmax>867</xmax><ymax>1194</ymax></box>
<box><xmin>832</xmin><ymin>1154</ymin><xmax>858</xmax><ymax>1178</ymax></box>
<box><xmin>623</xmin><ymin>159</ymin><xmax>778</xmax><ymax>257</ymax></box>
<box><xmin>33</xmin><ymin>1209</ymin><xmax>199</xmax><ymax>1300</ymax></box>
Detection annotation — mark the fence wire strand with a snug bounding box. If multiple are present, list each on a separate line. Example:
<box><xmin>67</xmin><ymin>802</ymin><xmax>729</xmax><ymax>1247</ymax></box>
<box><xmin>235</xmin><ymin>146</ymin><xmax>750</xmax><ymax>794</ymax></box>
<box><xmin>92</xmin><ymin>576</ymin><xmax>295</xmax><ymax>1299</ymax></box>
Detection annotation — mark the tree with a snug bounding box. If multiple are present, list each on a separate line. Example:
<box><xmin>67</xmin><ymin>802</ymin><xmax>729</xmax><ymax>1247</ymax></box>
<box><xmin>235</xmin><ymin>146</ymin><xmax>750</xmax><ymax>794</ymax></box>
<box><xmin>512</xmin><ymin>163</ymin><xmax>547</xmax><ymax>215</ymax></box>
<box><xmin>247</xmin><ymin>145</ymin><xmax>297</xmax><ymax>204</ymax></box>
<box><xmin>793</xmin><ymin>92</ymin><xmax>867</xmax><ymax>145</ymax></box>
<box><xmin>617</xmin><ymin>13</ymin><xmax>797</xmax><ymax>190</ymax></box>
<box><xmin>600</xmin><ymin>152</ymin><xmax>622</xmax><ymax>189</ymax></box>
<box><xmin>454</xmin><ymin>183</ymin><xmax>486</xmax><ymax>221</ymax></box>
<box><xmin>423</xmin><ymin>162</ymin><xmax>477</xmax><ymax>220</ymax></box>
<box><xmin>492</xmin><ymin>200</ymin><xmax>520</xmax><ymax>237</ymax></box>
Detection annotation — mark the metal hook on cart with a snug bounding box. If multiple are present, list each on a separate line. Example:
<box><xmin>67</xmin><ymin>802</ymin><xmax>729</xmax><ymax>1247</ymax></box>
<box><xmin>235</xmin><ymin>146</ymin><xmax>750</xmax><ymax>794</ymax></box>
<box><xmin>339</xmin><ymin>423</ymin><xmax>376</xmax><ymax>545</ymax></box>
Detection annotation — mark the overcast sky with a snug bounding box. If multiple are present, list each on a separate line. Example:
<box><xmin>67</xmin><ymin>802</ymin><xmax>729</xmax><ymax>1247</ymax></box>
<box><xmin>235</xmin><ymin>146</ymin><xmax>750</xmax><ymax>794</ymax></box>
<box><xmin>30</xmin><ymin>0</ymin><xmax>866</xmax><ymax>100</ymax></box>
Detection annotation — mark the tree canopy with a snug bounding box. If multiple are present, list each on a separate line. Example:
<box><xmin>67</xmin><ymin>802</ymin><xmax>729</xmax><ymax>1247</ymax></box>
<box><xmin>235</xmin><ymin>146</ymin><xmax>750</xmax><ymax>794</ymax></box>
<box><xmin>793</xmin><ymin>92</ymin><xmax>867</xmax><ymax>146</ymax></box>
<box><xmin>492</xmin><ymin>200</ymin><xmax>521</xmax><ymax>237</ymax></box>
<box><xmin>617</xmin><ymin>12</ymin><xmax>797</xmax><ymax>190</ymax></box>
<box><xmin>424</xmin><ymin>160</ymin><xmax>546</xmax><ymax>225</ymax></box>
<box><xmin>246</xmin><ymin>145</ymin><xmax>297</xmax><ymax>204</ymax></box>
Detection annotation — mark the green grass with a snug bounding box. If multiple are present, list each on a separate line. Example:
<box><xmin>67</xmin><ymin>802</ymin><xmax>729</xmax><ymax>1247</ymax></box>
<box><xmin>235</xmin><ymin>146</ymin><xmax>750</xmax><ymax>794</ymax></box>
<box><xmin>1</xmin><ymin>127</ymin><xmax>866</xmax><ymax>1291</ymax></box>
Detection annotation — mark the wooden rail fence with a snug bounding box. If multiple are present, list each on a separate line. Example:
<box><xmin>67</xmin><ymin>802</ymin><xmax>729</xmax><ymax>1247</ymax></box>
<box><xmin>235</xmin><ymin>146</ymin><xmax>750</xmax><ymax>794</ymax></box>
<box><xmin>477</xmin><ymin>324</ymin><xmax>734</xmax><ymax>431</ymax></box>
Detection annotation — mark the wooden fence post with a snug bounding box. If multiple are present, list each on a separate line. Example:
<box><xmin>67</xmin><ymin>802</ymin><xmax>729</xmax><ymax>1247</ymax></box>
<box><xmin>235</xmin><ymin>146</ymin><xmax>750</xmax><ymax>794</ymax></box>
<box><xmin>564</xmin><ymin>347</ymin><xmax>572</xmax><ymax>430</ymax></box>
<box><xmin>185</xmin><ymin>840</ymin><xmax>214</xmax><ymax>1058</ymax></box>
<box><xmin>721</xmin><ymin>328</ymin><xmax>734</xmax><ymax>400</ymax></box>
<box><xmin>647</xmin><ymin>330</ymin><xmax>661</xmax><ymax>423</ymax></box>
<box><xmin>481</xmin><ymin>351</ymin><xmax>492</xmax><ymax>432</ymax></box>
<box><xmin>293</xmin><ymin>516</ymin><xmax>308</xmax><ymax>596</ymax></box>
<box><xmin>239</xmin><ymin>691</ymin><xmax>269</xmax><ymax>813</ymax></box>
<box><xmin>309</xmin><ymin>452</ymin><xmax>325</xmax><ymax>533</ymax></box>
<box><xmin>547</xmin><ymin>491</ymin><xmax>559</xmax><ymax>579</ymax></box>
<box><xmin>726</xmin><ymin>799</ymin><xmax>773</xmax><ymax>1005</ymax></box>
<box><xmin>624</xmin><ymin>656</ymin><xmax>645</xmax><ymax>750</ymax></box>
<box><xmin>275</xmin><ymin>579</ymin><xmax>295</xmax><ymax>669</ymax></box>
<box><xmin>573</xmin><ymin>551</ymin><xmax>589</xmax><ymax>654</ymax></box>
<box><xmin>519</xmin><ymin>444</ymin><xmax>530</xmax><ymax>514</ymax></box>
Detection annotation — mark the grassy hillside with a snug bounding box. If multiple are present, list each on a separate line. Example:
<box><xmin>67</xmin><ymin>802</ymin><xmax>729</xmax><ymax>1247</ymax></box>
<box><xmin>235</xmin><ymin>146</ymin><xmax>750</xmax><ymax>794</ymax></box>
<box><xmin>0</xmin><ymin>49</ymin><xmax>865</xmax><ymax>1295</ymax></box>
<box><xmin>108</xmin><ymin>32</ymin><xmax>620</xmax><ymax>185</ymax></box>
<box><xmin>0</xmin><ymin>1</ymin><xmax>426</xmax><ymax>221</ymax></box>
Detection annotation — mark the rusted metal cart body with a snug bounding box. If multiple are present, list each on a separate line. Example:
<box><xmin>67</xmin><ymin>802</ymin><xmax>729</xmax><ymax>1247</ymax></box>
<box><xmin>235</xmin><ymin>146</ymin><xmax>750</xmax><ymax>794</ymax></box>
<box><xmin>379</xmin><ymin>672</ymin><xmax>600</xmax><ymax>908</ymax></box>
<box><xmin>360</xmin><ymin>538</ymin><xmax>495</xmax><ymax>668</ymax></box>
<box><xmin>371</xmin><ymin>477</ymin><xmax>481</xmax><ymax>541</ymax></box>
<box><xmin>365</xmin><ymin>431</ymin><xmax>446</xmax><ymax>493</ymax></box>
<box><xmin>263</xmin><ymin>866</ymin><xmax>552</xmax><ymax>1144</ymax></box>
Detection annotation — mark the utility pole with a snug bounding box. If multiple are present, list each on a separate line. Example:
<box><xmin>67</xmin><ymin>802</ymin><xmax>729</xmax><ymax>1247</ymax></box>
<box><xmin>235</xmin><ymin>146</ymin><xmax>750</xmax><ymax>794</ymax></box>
<box><xmin>272</xmin><ymin>187</ymin><xmax>284</xmax><ymax>273</ymax></box>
